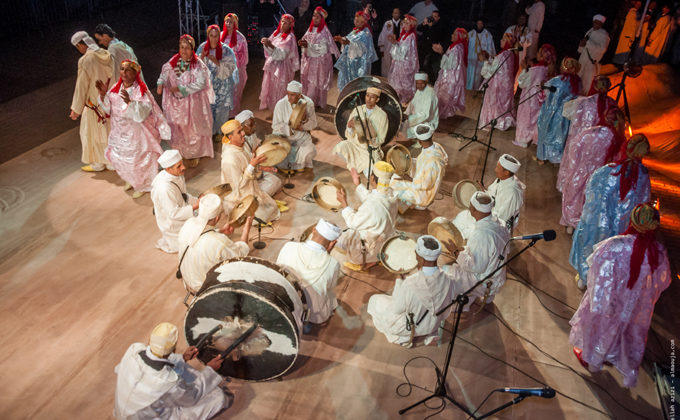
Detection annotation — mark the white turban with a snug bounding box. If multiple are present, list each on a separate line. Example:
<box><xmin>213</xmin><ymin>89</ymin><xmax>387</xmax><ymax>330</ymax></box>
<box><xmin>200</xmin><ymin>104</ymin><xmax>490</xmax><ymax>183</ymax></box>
<box><xmin>235</xmin><ymin>110</ymin><xmax>254</xmax><ymax>124</ymax></box>
<box><xmin>593</xmin><ymin>14</ymin><xmax>606</xmax><ymax>23</ymax></box>
<box><xmin>158</xmin><ymin>149</ymin><xmax>182</xmax><ymax>168</ymax></box>
<box><xmin>315</xmin><ymin>218</ymin><xmax>341</xmax><ymax>241</ymax></box>
<box><xmin>70</xmin><ymin>31</ymin><xmax>99</xmax><ymax>51</ymax></box>
<box><xmin>149</xmin><ymin>322</ymin><xmax>178</xmax><ymax>357</ymax></box>
<box><xmin>499</xmin><ymin>154</ymin><xmax>521</xmax><ymax>173</ymax></box>
<box><xmin>179</xmin><ymin>194</ymin><xmax>222</xmax><ymax>247</ymax></box>
<box><xmin>287</xmin><ymin>80</ymin><xmax>303</xmax><ymax>93</ymax></box>
<box><xmin>414</xmin><ymin>124</ymin><xmax>434</xmax><ymax>141</ymax></box>
<box><xmin>416</xmin><ymin>235</ymin><xmax>441</xmax><ymax>261</ymax></box>
<box><xmin>415</xmin><ymin>72</ymin><xmax>428</xmax><ymax>81</ymax></box>
<box><xmin>470</xmin><ymin>191</ymin><xmax>494</xmax><ymax>213</ymax></box>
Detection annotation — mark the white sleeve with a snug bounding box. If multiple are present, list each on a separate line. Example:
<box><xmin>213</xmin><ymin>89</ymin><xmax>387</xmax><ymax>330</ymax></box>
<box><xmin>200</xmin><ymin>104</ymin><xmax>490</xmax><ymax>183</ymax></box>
<box><xmin>97</xmin><ymin>93</ymin><xmax>111</xmax><ymax>114</ymax></box>
<box><xmin>266</xmin><ymin>44</ymin><xmax>289</xmax><ymax>61</ymax></box>
<box><xmin>517</xmin><ymin>69</ymin><xmax>531</xmax><ymax>89</ymax></box>
<box><xmin>306</xmin><ymin>38</ymin><xmax>328</xmax><ymax>57</ymax></box>
<box><xmin>124</xmin><ymin>98</ymin><xmax>153</xmax><ymax>123</ymax></box>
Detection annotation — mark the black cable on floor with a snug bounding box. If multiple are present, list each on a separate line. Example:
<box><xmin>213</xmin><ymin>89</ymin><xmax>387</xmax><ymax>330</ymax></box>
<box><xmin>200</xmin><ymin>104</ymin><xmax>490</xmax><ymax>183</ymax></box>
<box><xmin>340</xmin><ymin>270</ymin><xmax>388</xmax><ymax>294</ymax></box>
<box><xmin>506</xmin><ymin>266</ymin><xmax>578</xmax><ymax>311</ymax></box>
<box><xmin>395</xmin><ymin>356</ymin><xmax>447</xmax><ymax>419</ymax></box>
<box><xmin>281</xmin><ymin>189</ymin><xmax>305</xmax><ymax>201</ymax></box>
<box><xmin>504</xmin><ymin>277</ymin><xmax>573</xmax><ymax>321</ymax></box>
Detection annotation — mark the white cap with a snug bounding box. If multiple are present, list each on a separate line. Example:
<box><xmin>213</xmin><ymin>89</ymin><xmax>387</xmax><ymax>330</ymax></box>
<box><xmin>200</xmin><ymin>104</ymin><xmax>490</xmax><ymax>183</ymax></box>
<box><xmin>198</xmin><ymin>194</ymin><xmax>222</xmax><ymax>220</ymax></box>
<box><xmin>315</xmin><ymin>218</ymin><xmax>341</xmax><ymax>241</ymax></box>
<box><xmin>470</xmin><ymin>191</ymin><xmax>494</xmax><ymax>213</ymax></box>
<box><xmin>286</xmin><ymin>80</ymin><xmax>303</xmax><ymax>93</ymax></box>
<box><xmin>235</xmin><ymin>110</ymin><xmax>254</xmax><ymax>124</ymax></box>
<box><xmin>179</xmin><ymin>194</ymin><xmax>222</xmax><ymax>247</ymax></box>
<box><xmin>415</xmin><ymin>72</ymin><xmax>428</xmax><ymax>81</ymax></box>
<box><xmin>593</xmin><ymin>14</ymin><xmax>606</xmax><ymax>23</ymax></box>
<box><xmin>70</xmin><ymin>31</ymin><xmax>99</xmax><ymax>51</ymax></box>
<box><xmin>149</xmin><ymin>322</ymin><xmax>178</xmax><ymax>357</ymax></box>
<box><xmin>158</xmin><ymin>150</ymin><xmax>182</xmax><ymax>168</ymax></box>
<box><xmin>414</xmin><ymin>124</ymin><xmax>434</xmax><ymax>141</ymax></box>
<box><xmin>416</xmin><ymin>235</ymin><xmax>441</xmax><ymax>261</ymax></box>
<box><xmin>499</xmin><ymin>154</ymin><xmax>521</xmax><ymax>173</ymax></box>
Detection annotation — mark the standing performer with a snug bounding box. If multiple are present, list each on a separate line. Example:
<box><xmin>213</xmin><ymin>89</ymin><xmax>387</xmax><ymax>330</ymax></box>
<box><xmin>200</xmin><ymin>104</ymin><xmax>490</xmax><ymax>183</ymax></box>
<box><xmin>378</xmin><ymin>8</ymin><xmax>402</xmax><ymax>76</ymax></box>
<box><xmin>434</xmin><ymin>28</ymin><xmax>468</xmax><ymax>119</ymax></box>
<box><xmin>403</xmin><ymin>73</ymin><xmax>439</xmax><ymax>139</ymax></box>
<box><xmin>504</xmin><ymin>14</ymin><xmax>531</xmax><ymax>72</ymax></box>
<box><xmin>535</xmin><ymin>57</ymin><xmax>581</xmax><ymax>164</ymax></box>
<box><xmin>273</xmin><ymin>81</ymin><xmax>318</xmax><ymax>173</ymax></box>
<box><xmin>221</xmin><ymin>13</ymin><xmax>249</xmax><ymax>115</ymax></box>
<box><xmin>525</xmin><ymin>0</ymin><xmax>545</xmax><ymax>60</ymax></box>
<box><xmin>157</xmin><ymin>34</ymin><xmax>214</xmax><ymax>167</ymax></box>
<box><xmin>151</xmin><ymin>150</ymin><xmax>199</xmax><ymax>254</ymax></box>
<box><xmin>478</xmin><ymin>33</ymin><xmax>517</xmax><ymax>131</ymax></box>
<box><xmin>336</xmin><ymin>162</ymin><xmax>398</xmax><ymax>272</ymax></box>
<box><xmin>390</xmin><ymin>124</ymin><xmax>448</xmax><ymax>212</ymax></box>
<box><xmin>368</xmin><ymin>235</ymin><xmax>454</xmax><ymax>347</ymax></box>
<box><xmin>334</xmin><ymin>11</ymin><xmax>378</xmax><ymax>91</ymax></box>
<box><xmin>276</xmin><ymin>219</ymin><xmax>342</xmax><ymax>328</ymax></box>
<box><xmin>299</xmin><ymin>7</ymin><xmax>340</xmax><ymax>109</ymax></box>
<box><xmin>570</xmin><ymin>135</ymin><xmax>651</xmax><ymax>289</ymax></box>
<box><xmin>93</xmin><ymin>24</ymin><xmax>139</xmax><ymax>80</ymax></box>
<box><xmin>96</xmin><ymin>60</ymin><xmax>170</xmax><ymax>199</ymax></box>
<box><xmin>69</xmin><ymin>31</ymin><xmax>113</xmax><ymax>172</ymax></box>
<box><xmin>387</xmin><ymin>14</ymin><xmax>419</xmax><ymax>103</ymax></box>
<box><xmin>578</xmin><ymin>15</ymin><xmax>610</xmax><ymax>95</ymax></box>
<box><xmin>259</xmin><ymin>14</ymin><xmax>299</xmax><ymax>111</ymax></box>
<box><xmin>514</xmin><ymin>44</ymin><xmax>555</xmax><ymax>148</ymax></box>
<box><xmin>333</xmin><ymin>87</ymin><xmax>388</xmax><ymax>178</ymax></box>
<box><xmin>559</xmin><ymin>108</ymin><xmax>627</xmax><ymax>233</ymax></box>
<box><xmin>220</xmin><ymin>120</ymin><xmax>281</xmax><ymax>224</ymax></box>
<box><xmin>570</xmin><ymin>203</ymin><xmax>671</xmax><ymax>388</ymax></box>
<box><xmin>177</xmin><ymin>194</ymin><xmax>252</xmax><ymax>294</ymax></box>
<box><xmin>466</xmin><ymin>19</ymin><xmax>495</xmax><ymax>91</ymax></box>
<box><xmin>613</xmin><ymin>1</ymin><xmax>643</xmax><ymax>65</ymax></box>
<box><xmin>114</xmin><ymin>322</ymin><xmax>230</xmax><ymax>419</ymax></box>
<box><xmin>642</xmin><ymin>5</ymin><xmax>673</xmax><ymax>64</ymax></box>
<box><xmin>197</xmin><ymin>25</ymin><xmax>239</xmax><ymax>141</ymax></box>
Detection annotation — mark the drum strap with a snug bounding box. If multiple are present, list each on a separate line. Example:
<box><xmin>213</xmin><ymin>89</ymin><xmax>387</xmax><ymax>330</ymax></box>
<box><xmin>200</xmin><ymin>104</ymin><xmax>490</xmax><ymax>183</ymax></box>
<box><xmin>176</xmin><ymin>230</ymin><xmax>212</xmax><ymax>279</ymax></box>
<box><xmin>171</xmin><ymin>181</ymin><xmax>189</xmax><ymax>203</ymax></box>
<box><xmin>138</xmin><ymin>351</ymin><xmax>174</xmax><ymax>371</ymax></box>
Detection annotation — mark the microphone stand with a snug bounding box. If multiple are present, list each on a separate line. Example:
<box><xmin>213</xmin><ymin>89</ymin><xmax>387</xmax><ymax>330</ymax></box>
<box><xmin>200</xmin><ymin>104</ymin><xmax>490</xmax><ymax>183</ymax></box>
<box><xmin>351</xmin><ymin>93</ymin><xmax>375</xmax><ymax>189</ymax></box>
<box><xmin>284</xmin><ymin>162</ymin><xmax>294</xmax><ymax>189</ymax></box>
<box><xmin>253</xmin><ymin>217</ymin><xmax>267</xmax><ymax>249</ymax></box>
<box><xmin>398</xmin><ymin>238</ymin><xmax>541</xmax><ymax>418</ymax></box>
<box><xmin>477</xmin><ymin>395</ymin><xmax>527</xmax><ymax>419</ymax></box>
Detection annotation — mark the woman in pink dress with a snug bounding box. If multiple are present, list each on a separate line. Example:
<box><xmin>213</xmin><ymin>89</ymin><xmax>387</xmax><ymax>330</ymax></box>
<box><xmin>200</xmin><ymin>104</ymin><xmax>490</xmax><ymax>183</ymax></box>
<box><xmin>221</xmin><ymin>13</ymin><xmax>248</xmax><ymax>115</ymax></box>
<box><xmin>259</xmin><ymin>14</ymin><xmax>300</xmax><ymax>111</ymax></box>
<box><xmin>478</xmin><ymin>33</ymin><xmax>517</xmax><ymax>131</ymax></box>
<box><xmin>299</xmin><ymin>7</ymin><xmax>340</xmax><ymax>109</ymax></box>
<box><xmin>514</xmin><ymin>44</ymin><xmax>556</xmax><ymax>147</ymax></box>
<box><xmin>157</xmin><ymin>34</ymin><xmax>214</xmax><ymax>167</ymax></box>
<box><xmin>434</xmin><ymin>28</ymin><xmax>468</xmax><ymax>119</ymax></box>
<box><xmin>387</xmin><ymin>14</ymin><xmax>418</xmax><ymax>103</ymax></box>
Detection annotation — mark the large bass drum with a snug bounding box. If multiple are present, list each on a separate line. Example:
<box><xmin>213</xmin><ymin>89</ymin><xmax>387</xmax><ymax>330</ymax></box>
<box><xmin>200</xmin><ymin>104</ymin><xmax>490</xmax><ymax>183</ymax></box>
<box><xmin>184</xmin><ymin>257</ymin><xmax>308</xmax><ymax>381</ymax></box>
<box><xmin>335</xmin><ymin>76</ymin><xmax>403</xmax><ymax>145</ymax></box>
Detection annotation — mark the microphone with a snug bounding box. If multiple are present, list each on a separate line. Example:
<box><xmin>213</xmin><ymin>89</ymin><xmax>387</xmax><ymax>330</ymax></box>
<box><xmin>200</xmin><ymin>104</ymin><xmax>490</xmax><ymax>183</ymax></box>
<box><xmin>253</xmin><ymin>216</ymin><xmax>267</xmax><ymax>226</ymax></box>
<box><xmin>541</xmin><ymin>85</ymin><xmax>557</xmax><ymax>92</ymax></box>
<box><xmin>500</xmin><ymin>387</ymin><xmax>556</xmax><ymax>398</ymax></box>
<box><xmin>511</xmin><ymin>230</ymin><xmax>556</xmax><ymax>242</ymax></box>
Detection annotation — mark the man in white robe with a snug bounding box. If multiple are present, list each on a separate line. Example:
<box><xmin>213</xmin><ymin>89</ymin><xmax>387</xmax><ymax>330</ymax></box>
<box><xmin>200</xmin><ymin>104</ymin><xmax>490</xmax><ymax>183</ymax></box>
<box><xmin>332</xmin><ymin>87</ymin><xmax>389</xmax><ymax>178</ymax></box>
<box><xmin>220</xmin><ymin>119</ymin><xmax>281</xmax><ymax>223</ymax></box>
<box><xmin>453</xmin><ymin>154</ymin><xmax>526</xmax><ymax>238</ymax></box>
<box><xmin>336</xmin><ymin>161</ymin><xmax>399</xmax><ymax>272</ymax></box>
<box><xmin>276</xmin><ymin>219</ymin><xmax>342</xmax><ymax>329</ymax></box>
<box><xmin>367</xmin><ymin>235</ymin><xmax>454</xmax><ymax>347</ymax></box>
<box><xmin>578</xmin><ymin>15</ymin><xmax>610</xmax><ymax>95</ymax></box>
<box><xmin>403</xmin><ymin>73</ymin><xmax>439</xmax><ymax>139</ymax></box>
<box><xmin>525</xmin><ymin>0</ymin><xmax>545</xmax><ymax>60</ymax></box>
<box><xmin>466</xmin><ymin>20</ymin><xmax>495</xmax><ymax>91</ymax></box>
<box><xmin>114</xmin><ymin>322</ymin><xmax>230</xmax><ymax>420</ymax></box>
<box><xmin>272</xmin><ymin>80</ymin><xmax>318</xmax><ymax>173</ymax></box>
<box><xmin>70</xmin><ymin>31</ymin><xmax>113</xmax><ymax>172</ymax></box>
<box><xmin>378</xmin><ymin>8</ymin><xmax>402</xmax><ymax>76</ymax></box>
<box><xmin>444</xmin><ymin>192</ymin><xmax>510</xmax><ymax>309</ymax></box>
<box><xmin>234</xmin><ymin>110</ymin><xmax>284</xmax><ymax>198</ymax></box>
<box><xmin>390</xmin><ymin>124</ymin><xmax>448</xmax><ymax>212</ymax></box>
<box><xmin>151</xmin><ymin>150</ymin><xmax>199</xmax><ymax>254</ymax></box>
<box><xmin>93</xmin><ymin>24</ymin><xmax>140</xmax><ymax>81</ymax></box>
<box><xmin>177</xmin><ymin>194</ymin><xmax>252</xmax><ymax>294</ymax></box>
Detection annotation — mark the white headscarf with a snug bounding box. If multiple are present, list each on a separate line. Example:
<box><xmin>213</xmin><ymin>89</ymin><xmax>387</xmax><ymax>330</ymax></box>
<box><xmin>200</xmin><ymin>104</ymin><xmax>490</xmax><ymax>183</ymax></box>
<box><xmin>70</xmin><ymin>31</ymin><xmax>100</xmax><ymax>51</ymax></box>
<box><xmin>315</xmin><ymin>218</ymin><xmax>341</xmax><ymax>241</ymax></box>
<box><xmin>414</xmin><ymin>124</ymin><xmax>434</xmax><ymax>141</ymax></box>
<box><xmin>235</xmin><ymin>110</ymin><xmax>254</xmax><ymax>124</ymax></box>
<box><xmin>415</xmin><ymin>72</ymin><xmax>428</xmax><ymax>81</ymax></box>
<box><xmin>416</xmin><ymin>235</ymin><xmax>441</xmax><ymax>261</ymax></box>
<box><xmin>470</xmin><ymin>191</ymin><xmax>494</xmax><ymax>213</ymax></box>
<box><xmin>286</xmin><ymin>80</ymin><xmax>303</xmax><ymax>93</ymax></box>
<box><xmin>593</xmin><ymin>14</ymin><xmax>606</xmax><ymax>23</ymax></box>
<box><xmin>499</xmin><ymin>154</ymin><xmax>521</xmax><ymax>173</ymax></box>
<box><xmin>179</xmin><ymin>194</ymin><xmax>222</xmax><ymax>247</ymax></box>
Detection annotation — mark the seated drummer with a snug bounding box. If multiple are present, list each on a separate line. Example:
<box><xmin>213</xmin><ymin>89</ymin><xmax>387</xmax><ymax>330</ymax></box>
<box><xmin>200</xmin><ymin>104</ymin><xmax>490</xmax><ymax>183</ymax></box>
<box><xmin>276</xmin><ymin>218</ymin><xmax>342</xmax><ymax>332</ymax></box>
<box><xmin>114</xmin><ymin>322</ymin><xmax>230</xmax><ymax>420</ymax></box>
<box><xmin>367</xmin><ymin>235</ymin><xmax>455</xmax><ymax>347</ymax></box>
<box><xmin>443</xmin><ymin>192</ymin><xmax>509</xmax><ymax>310</ymax></box>
<box><xmin>177</xmin><ymin>194</ymin><xmax>253</xmax><ymax>294</ymax></box>
<box><xmin>402</xmin><ymin>73</ymin><xmax>439</xmax><ymax>143</ymax></box>
<box><xmin>336</xmin><ymin>161</ymin><xmax>399</xmax><ymax>272</ymax></box>
<box><xmin>332</xmin><ymin>87</ymin><xmax>389</xmax><ymax>179</ymax></box>
<box><xmin>452</xmin><ymin>154</ymin><xmax>526</xmax><ymax>238</ymax></box>
<box><xmin>221</xmin><ymin>119</ymin><xmax>284</xmax><ymax>223</ymax></box>
<box><xmin>272</xmin><ymin>80</ymin><xmax>318</xmax><ymax>174</ymax></box>
<box><xmin>390</xmin><ymin>124</ymin><xmax>448</xmax><ymax>213</ymax></box>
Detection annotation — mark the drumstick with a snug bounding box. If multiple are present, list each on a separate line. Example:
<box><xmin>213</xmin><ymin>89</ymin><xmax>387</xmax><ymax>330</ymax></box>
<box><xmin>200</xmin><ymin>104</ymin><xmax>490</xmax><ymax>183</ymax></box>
<box><xmin>219</xmin><ymin>323</ymin><xmax>259</xmax><ymax>358</ymax></box>
<box><xmin>195</xmin><ymin>325</ymin><xmax>223</xmax><ymax>351</ymax></box>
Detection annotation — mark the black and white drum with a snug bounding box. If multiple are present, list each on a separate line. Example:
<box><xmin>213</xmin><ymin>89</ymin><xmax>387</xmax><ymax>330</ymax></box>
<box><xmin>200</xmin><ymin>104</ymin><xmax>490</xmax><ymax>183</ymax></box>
<box><xmin>184</xmin><ymin>257</ymin><xmax>308</xmax><ymax>381</ymax></box>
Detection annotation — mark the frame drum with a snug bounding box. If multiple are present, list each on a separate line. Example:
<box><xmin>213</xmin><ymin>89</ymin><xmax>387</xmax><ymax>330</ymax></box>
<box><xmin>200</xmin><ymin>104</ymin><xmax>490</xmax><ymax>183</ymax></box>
<box><xmin>256</xmin><ymin>135</ymin><xmax>291</xmax><ymax>167</ymax></box>
<box><xmin>186</xmin><ymin>257</ymin><xmax>308</xmax><ymax>381</ymax></box>
<box><xmin>385</xmin><ymin>144</ymin><xmax>412</xmax><ymax>177</ymax></box>
<box><xmin>289</xmin><ymin>101</ymin><xmax>307</xmax><ymax>130</ymax></box>
<box><xmin>379</xmin><ymin>232</ymin><xmax>418</xmax><ymax>274</ymax></box>
<box><xmin>428</xmin><ymin>217</ymin><xmax>465</xmax><ymax>263</ymax></box>
<box><xmin>228</xmin><ymin>195</ymin><xmax>259</xmax><ymax>227</ymax></box>
<box><xmin>202</xmin><ymin>183</ymin><xmax>232</xmax><ymax>200</ymax></box>
<box><xmin>298</xmin><ymin>223</ymin><xmax>316</xmax><ymax>242</ymax></box>
<box><xmin>452</xmin><ymin>179</ymin><xmax>483</xmax><ymax>209</ymax></box>
<box><xmin>311</xmin><ymin>177</ymin><xmax>346</xmax><ymax>212</ymax></box>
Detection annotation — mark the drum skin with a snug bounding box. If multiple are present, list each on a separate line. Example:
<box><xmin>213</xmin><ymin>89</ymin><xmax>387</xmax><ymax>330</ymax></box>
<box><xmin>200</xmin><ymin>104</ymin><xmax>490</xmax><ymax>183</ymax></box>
<box><xmin>379</xmin><ymin>233</ymin><xmax>418</xmax><ymax>274</ymax></box>
<box><xmin>334</xmin><ymin>76</ymin><xmax>403</xmax><ymax>144</ymax></box>
<box><xmin>453</xmin><ymin>179</ymin><xmax>483</xmax><ymax>210</ymax></box>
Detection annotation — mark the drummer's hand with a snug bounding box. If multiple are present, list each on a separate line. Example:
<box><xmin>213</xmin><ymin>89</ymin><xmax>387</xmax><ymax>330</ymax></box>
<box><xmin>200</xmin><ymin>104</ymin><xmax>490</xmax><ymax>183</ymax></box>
<box><xmin>337</xmin><ymin>188</ymin><xmax>348</xmax><ymax>208</ymax></box>
<box><xmin>350</xmin><ymin>169</ymin><xmax>361</xmax><ymax>186</ymax></box>
<box><xmin>207</xmin><ymin>354</ymin><xmax>224</xmax><ymax>371</ymax></box>
<box><xmin>347</xmin><ymin>118</ymin><xmax>355</xmax><ymax>129</ymax></box>
<box><xmin>250</xmin><ymin>154</ymin><xmax>267</xmax><ymax>167</ymax></box>
<box><xmin>192</xmin><ymin>201</ymin><xmax>200</xmax><ymax>211</ymax></box>
<box><xmin>183</xmin><ymin>346</ymin><xmax>199</xmax><ymax>361</ymax></box>
<box><xmin>327</xmin><ymin>239</ymin><xmax>337</xmax><ymax>253</ymax></box>
<box><xmin>401</xmin><ymin>174</ymin><xmax>412</xmax><ymax>182</ymax></box>
<box><xmin>241</xmin><ymin>217</ymin><xmax>254</xmax><ymax>242</ymax></box>
<box><xmin>261</xmin><ymin>166</ymin><xmax>277</xmax><ymax>173</ymax></box>
<box><xmin>220</xmin><ymin>223</ymin><xmax>235</xmax><ymax>235</ymax></box>
<box><xmin>444</xmin><ymin>239</ymin><xmax>458</xmax><ymax>256</ymax></box>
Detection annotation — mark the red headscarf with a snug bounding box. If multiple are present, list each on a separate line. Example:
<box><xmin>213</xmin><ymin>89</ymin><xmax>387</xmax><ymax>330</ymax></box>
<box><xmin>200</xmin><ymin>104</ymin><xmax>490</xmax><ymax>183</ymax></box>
<box><xmin>273</xmin><ymin>14</ymin><xmax>295</xmax><ymax>39</ymax></box>
<box><xmin>111</xmin><ymin>59</ymin><xmax>148</xmax><ymax>97</ymax></box>
<box><xmin>448</xmin><ymin>28</ymin><xmax>468</xmax><ymax>60</ymax></box>
<box><xmin>559</xmin><ymin>57</ymin><xmax>581</xmax><ymax>96</ymax></box>
<box><xmin>500</xmin><ymin>33</ymin><xmax>518</xmax><ymax>74</ymax></box>
<box><xmin>398</xmin><ymin>14</ymin><xmax>417</xmax><ymax>41</ymax></box>
<box><xmin>611</xmin><ymin>134</ymin><xmax>649</xmax><ymax>201</ymax></box>
<box><xmin>603</xmin><ymin>107</ymin><xmax>627</xmax><ymax>163</ymax></box>
<box><xmin>622</xmin><ymin>203</ymin><xmax>661</xmax><ymax>289</ymax></box>
<box><xmin>220</xmin><ymin>13</ymin><xmax>239</xmax><ymax>48</ymax></box>
<box><xmin>354</xmin><ymin>11</ymin><xmax>369</xmax><ymax>32</ymax></box>
<box><xmin>170</xmin><ymin>34</ymin><xmax>199</xmax><ymax>68</ymax></box>
<box><xmin>536</xmin><ymin>44</ymin><xmax>557</xmax><ymax>76</ymax></box>
<box><xmin>204</xmin><ymin>24</ymin><xmax>223</xmax><ymax>60</ymax></box>
<box><xmin>309</xmin><ymin>6</ymin><xmax>327</xmax><ymax>32</ymax></box>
